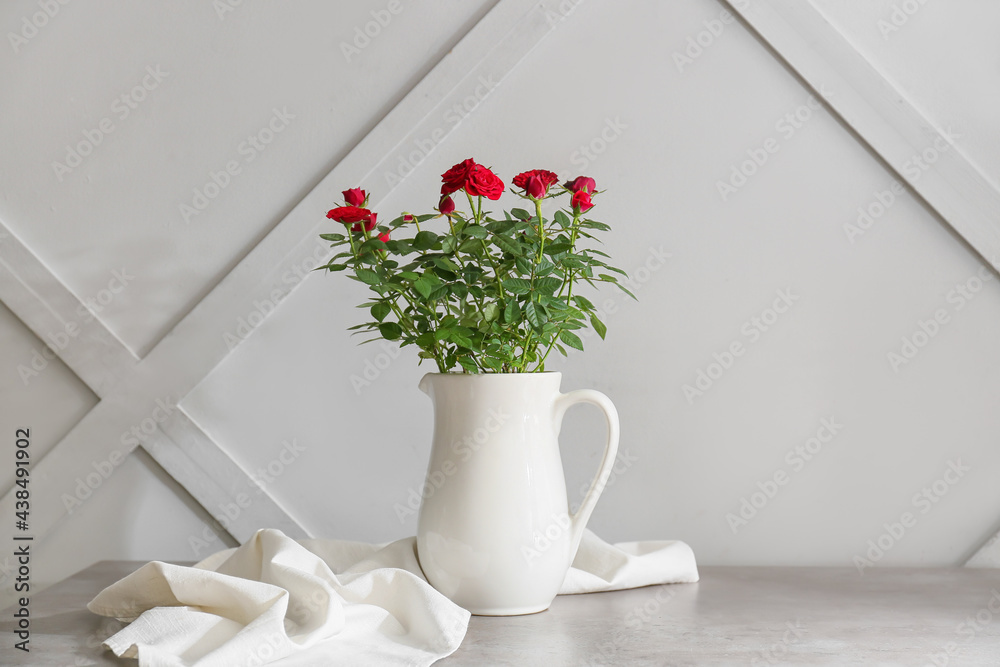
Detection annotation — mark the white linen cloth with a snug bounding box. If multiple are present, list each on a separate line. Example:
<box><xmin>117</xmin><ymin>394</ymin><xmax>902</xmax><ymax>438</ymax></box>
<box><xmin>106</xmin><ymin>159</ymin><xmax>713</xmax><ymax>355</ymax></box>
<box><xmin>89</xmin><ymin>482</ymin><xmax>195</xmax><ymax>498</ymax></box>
<box><xmin>88</xmin><ymin>528</ymin><xmax>698</xmax><ymax>666</ymax></box>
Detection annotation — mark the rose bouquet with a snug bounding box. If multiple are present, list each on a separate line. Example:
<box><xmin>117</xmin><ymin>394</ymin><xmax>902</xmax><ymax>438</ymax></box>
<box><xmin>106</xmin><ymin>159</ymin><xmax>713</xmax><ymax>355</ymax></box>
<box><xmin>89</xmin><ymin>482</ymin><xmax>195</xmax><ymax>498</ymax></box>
<box><xmin>320</xmin><ymin>158</ymin><xmax>633</xmax><ymax>373</ymax></box>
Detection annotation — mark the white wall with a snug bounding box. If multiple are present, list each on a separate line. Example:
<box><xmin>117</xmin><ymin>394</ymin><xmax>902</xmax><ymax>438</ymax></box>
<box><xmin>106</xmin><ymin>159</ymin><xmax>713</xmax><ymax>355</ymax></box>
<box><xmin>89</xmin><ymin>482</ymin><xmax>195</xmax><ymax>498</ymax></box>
<box><xmin>2</xmin><ymin>0</ymin><xmax>999</xmax><ymax>608</ymax></box>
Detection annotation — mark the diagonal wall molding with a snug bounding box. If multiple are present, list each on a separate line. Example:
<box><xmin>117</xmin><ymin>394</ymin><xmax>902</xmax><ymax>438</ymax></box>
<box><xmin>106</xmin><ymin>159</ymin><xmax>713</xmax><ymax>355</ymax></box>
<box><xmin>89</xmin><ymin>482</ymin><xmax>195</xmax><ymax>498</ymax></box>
<box><xmin>0</xmin><ymin>0</ymin><xmax>585</xmax><ymax>554</ymax></box>
<box><xmin>722</xmin><ymin>0</ymin><xmax>1000</xmax><ymax>566</ymax></box>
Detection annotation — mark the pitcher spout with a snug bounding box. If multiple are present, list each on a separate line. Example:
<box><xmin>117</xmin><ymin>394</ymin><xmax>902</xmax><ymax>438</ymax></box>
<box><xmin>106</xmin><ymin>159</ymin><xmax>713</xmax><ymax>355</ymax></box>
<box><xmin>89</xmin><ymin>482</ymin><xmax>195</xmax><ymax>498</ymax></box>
<box><xmin>418</xmin><ymin>372</ymin><xmax>434</xmax><ymax>397</ymax></box>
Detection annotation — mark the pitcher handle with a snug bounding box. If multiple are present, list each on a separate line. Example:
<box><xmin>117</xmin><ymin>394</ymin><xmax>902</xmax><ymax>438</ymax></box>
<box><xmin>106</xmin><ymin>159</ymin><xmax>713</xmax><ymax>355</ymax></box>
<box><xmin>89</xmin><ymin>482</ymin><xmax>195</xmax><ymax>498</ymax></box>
<box><xmin>553</xmin><ymin>389</ymin><xmax>620</xmax><ymax>561</ymax></box>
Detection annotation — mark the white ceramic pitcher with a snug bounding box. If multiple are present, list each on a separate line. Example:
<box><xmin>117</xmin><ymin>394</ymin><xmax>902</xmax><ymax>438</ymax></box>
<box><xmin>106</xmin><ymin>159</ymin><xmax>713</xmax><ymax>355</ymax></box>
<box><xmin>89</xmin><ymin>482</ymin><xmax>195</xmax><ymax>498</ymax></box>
<box><xmin>416</xmin><ymin>372</ymin><xmax>620</xmax><ymax>615</ymax></box>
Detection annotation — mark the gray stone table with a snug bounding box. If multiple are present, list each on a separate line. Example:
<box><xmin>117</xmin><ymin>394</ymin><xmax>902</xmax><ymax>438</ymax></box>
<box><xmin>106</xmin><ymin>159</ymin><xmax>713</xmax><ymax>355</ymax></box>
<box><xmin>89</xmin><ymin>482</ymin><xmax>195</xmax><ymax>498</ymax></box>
<box><xmin>2</xmin><ymin>561</ymin><xmax>999</xmax><ymax>665</ymax></box>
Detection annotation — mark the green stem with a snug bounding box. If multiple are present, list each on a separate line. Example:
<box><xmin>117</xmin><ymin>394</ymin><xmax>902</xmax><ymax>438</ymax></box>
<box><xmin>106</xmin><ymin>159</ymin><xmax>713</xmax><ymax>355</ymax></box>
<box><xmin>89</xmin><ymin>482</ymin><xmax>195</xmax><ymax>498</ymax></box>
<box><xmin>535</xmin><ymin>210</ymin><xmax>582</xmax><ymax>370</ymax></box>
<box><xmin>535</xmin><ymin>199</ymin><xmax>545</xmax><ymax>262</ymax></box>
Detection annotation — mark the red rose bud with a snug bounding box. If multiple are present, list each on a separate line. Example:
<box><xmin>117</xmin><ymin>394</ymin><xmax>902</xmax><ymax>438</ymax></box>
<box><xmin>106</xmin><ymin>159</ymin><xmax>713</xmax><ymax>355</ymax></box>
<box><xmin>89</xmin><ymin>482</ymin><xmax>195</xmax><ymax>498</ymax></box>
<box><xmin>327</xmin><ymin>206</ymin><xmax>372</xmax><ymax>225</ymax></box>
<box><xmin>441</xmin><ymin>158</ymin><xmax>476</xmax><ymax>196</ymax></box>
<box><xmin>439</xmin><ymin>195</ymin><xmax>456</xmax><ymax>216</ymax></box>
<box><xmin>465</xmin><ymin>164</ymin><xmax>505</xmax><ymax>200</ymax></box>
<box><xmin>342</xmin><ymin>188</ymin><xmax>366</xmax><ymax>207</ymax></box>
<box><xmin>378</xmin><ymin>231</ymin><xmax>390</xmax><ymax>243</ymax></box>
<box><xmin>513</xmin><ymin>169</ymin><xmax>559</xmax><ymax>199</ymax></box>
<box><xmin>571</xmin><ymin>190</ymin><xmax>594</xmax><ymax>212</ymax></box>
<box><xmin>565</xmin><ymin>176</ymin><xmax>597</xmax><ymax>194</ymax></box>
<box><xmin>403</xmin><ymin>214</ymin><xmax>414</xmax><ymax>223</ymax></box>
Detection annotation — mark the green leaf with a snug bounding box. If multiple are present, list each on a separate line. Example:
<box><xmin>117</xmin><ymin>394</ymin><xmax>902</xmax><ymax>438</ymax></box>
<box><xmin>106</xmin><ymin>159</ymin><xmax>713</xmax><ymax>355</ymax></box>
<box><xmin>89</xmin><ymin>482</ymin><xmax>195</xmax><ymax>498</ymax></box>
<box><xmin>457</xmin><ymin>356</ymin><xmax>479</xmax><ymax>373</ymax></box>
<box><xmin>535</xmin><ymin>259</ymin><xmax>557</xmax><ymax>277</ymax></box>
<box><xmin>590</xmin><ymin>314</ymin><xmax>607</xmax><ymax>340</ymax></box>
<box><xmin>399</xmin><ymin>271</ymin><xmax>420</xmax><ymax>281</ymax></box>
<box><xmin>560</xmin><ymin>330</ymin><xmax>584</xmax><ymax>351</ymax></box>
<box><xmin>378</xmin><ymin>322</ymin><xmax>403</xmax><ymax>340</ymax></box>
<box><xmin>544</xmin><ymin>242</ymin><xmax>572</xmax><ymax>256</ymax></box>
<box><xmin>413</xmin><ymin>231</ymin><xmax>439</xmax><ymax>250</ymax></box>
<box><xmin>320</xmin><ymin>233</ymin><xmax>345</xmax><ymax>242</ymax></box>
<box><xmin>355</xmin><ymin>268</ymin><xmax>381</xmax><ymax>285</ymax></box>
<box><xmin>464</xmin><ymin>225</ymin><xmax>488</xmax><ymax>239</ymax></box>
<box><xmin>525</xmin><ymin>301</ymin><xmax>546</xmax><ymax>329</ymax></box>
<box><xmin>574</xmin><ymin>295</ymin><xmax>595</xmax><ymax>310</ymax></box>
<box><xmin>483</xmin><ymin>303</ymin><xmax>500</xmax><ymax>322</ymax></box>
<box><xmin>451</xmin><ymin>282</ymin><xmax>468</xmax><ymax>299</ymax></box>
<box><xmin>514</xmin><ymin>256</ymin><xmax>533</xmax><ymax>275</ymax></box>
<box><xmin>426</xmin><ymin>284</ymin><xmax>450</xmax><ymax>301</ymax></box>
<box><xmin>441</xmin><ymin>236</ymin><xmax>458</xmax><ymax>254</ymax></box>
<box><xmin>481</xmin><ymin>355</ymin><xmax>503</xmax><ymax>371</ymax></box>
<box><xmin>493</xmin><ymin>234</ymin><xmax>524</xmax><ymax>256</ymax></box>
<box><xmin>323</xmin><ymin>263</ymin><xmax>348</xmax><ymax>272</ymax></box>
<box><xmin>511</xmin><ymin>208</ymin><xmax>532</xmax><ymax>220</ymax></box>
<box><xmin>502</xmin><ymin>278</ymin><xmax>533</xmax><ymax>295</ymax></box>
<box><xmin>504</xmin><ymin>300</ymin><xmax>521</xmax><ymax>324</ymax></box>
<box><xmin>434</xmin><ymin>256</ymin><xmax>462</xmax><ymax>273</ymax></box>
<box><xmin>413</xmin><ymin>277</ymin><xmax>433</xmax><ymax>298</ymax></box>
<box><xmin>415</xmin><ymin>332</ymin><xmax>436</xmax><ymax>349</ymax></box>
<box><xmin>371</xmin><ymin>302</ymin><xmax>391</xmax><ymax>321</ymax></box>
<box><xmin>535</xmin><ymin>277</ymin><xmax>562</xmax><ymax>294</ymax></box>
<box><xmin>554</xmin><ymin>210</ymin><xmax>571</xmax><ymax>228</ymax></box>
<box><xmin>360</xmin><ymin>238</ymin><xmax>388</xmax><ymax>253</ymax></box>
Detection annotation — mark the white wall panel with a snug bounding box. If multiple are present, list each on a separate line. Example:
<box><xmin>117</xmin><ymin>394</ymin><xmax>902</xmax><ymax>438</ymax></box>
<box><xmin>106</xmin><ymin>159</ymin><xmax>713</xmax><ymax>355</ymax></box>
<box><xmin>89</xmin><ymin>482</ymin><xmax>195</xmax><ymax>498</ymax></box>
<box><xmin>180</xmin><ymin>0</ymin><xmax>1000</xmax><ymax>565</ymax></box>
<box><xmin>811</xmin><ymin>0</ymin><xmax>1000</xmax><ymax>189</ymax></box>
<box><xmin>2</xmin><ymin>0</ymin><xmax>999</xmax><ymax>603</ymax></box>
<box><xmin>0</xmin><ymin>0</ymin><xmax>497</xmax><ymax>356</ymax></box>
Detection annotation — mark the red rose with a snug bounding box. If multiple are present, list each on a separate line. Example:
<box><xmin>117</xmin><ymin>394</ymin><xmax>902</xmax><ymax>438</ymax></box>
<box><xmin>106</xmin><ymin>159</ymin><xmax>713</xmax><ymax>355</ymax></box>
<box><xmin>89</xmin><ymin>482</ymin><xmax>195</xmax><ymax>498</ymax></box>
<box><xmin>378</xmin><ymin>231</ymin><xmax>390</xmax><ymax>243</ymax></box>
<box><xmin>565</xmin><ymin>176</ymin><xmax>597</xmax><ymax>194</ymax></box>
<box><xmin>513</xmin><ymin>169</ymin><xmax>559</xmax><ymax>199</ymax></box>
<box><xmin>342</xmin><ymin>188</ymin><xmax>366</xmax><ymax>207</ymax></box>
<box><xmin>439</xmin><ymin>195</ymin><xmax>456</xmax><ymax>216</ymax></box>
<box><xmin>571</xmin><ymin>190</ymin><xmax>594</xmax><ymax>212</ymax></box>
<box><xmin>441</xmin><ymin>158</ymin><xmax>476</xmax><ymax>196</ymax></box>
<box><xmin>465</xmin><ymin>164</ymin><xmax>504</xmax><ymax>200</ymax></box>
<box><xmin>352</xmin><ymin>212</ymin><xmax>377</xmax><ymax>233</ymax></box>
<box><xmin>327</xmin><ymin>206</ymin><xmax>371</xmax><ymax>224</ymax></box>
